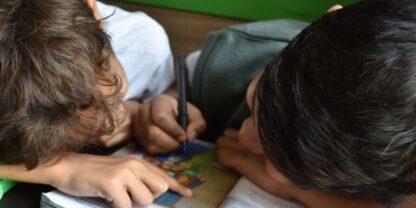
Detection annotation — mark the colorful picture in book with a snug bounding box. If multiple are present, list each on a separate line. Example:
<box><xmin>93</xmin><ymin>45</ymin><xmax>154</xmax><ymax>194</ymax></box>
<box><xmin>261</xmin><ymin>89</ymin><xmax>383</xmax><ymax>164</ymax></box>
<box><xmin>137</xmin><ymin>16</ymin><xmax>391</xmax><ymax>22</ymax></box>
<box><xmin>116</xmin><ymin>141</ymin><xmax>217</xmax><ymax>207</ymax></box>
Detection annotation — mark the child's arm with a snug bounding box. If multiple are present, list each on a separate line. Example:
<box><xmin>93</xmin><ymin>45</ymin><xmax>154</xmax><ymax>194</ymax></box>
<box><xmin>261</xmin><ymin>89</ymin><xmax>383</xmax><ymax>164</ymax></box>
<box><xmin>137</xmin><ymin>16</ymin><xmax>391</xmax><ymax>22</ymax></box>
<box><xmin>295</xmin><ymin>190</ymin><xmax>384</xmax><ymax>208</ymax></box>
<box><xmin>0</xmin><ymin>153</ymin><xmax>191</xmax><ymax>208</ymax></box>
<box><xmin>0</xmin><ymin>162</ymin><xmax>57</xmax><ymax>185</ymax></box>
<box><xmin>217</xmin><ymin>130</ymin><xmax>386</xmax><ymax>208</ymax></box>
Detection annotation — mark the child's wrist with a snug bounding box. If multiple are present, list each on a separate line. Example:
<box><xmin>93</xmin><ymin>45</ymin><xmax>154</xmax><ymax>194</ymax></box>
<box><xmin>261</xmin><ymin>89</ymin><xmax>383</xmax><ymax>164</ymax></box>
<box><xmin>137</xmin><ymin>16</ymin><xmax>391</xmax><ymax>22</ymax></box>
<box><xmin>36</xmin><ymin>162</ymin><xmax>66</xmax><ymax>186</ymax></box>
<box><xmin>282</xmin><ymin>184</ymin><xmax>304</xmax><ymax>202</ymax></box>
<box><xmin>291</xmin><ymin>188</ymin><xmax>304</xmax><ymax>202</ymax></box>
<box><xmin>39</xmin><ymin>153</ymin><xmax>79</xmax><ymax>186</ymax></box>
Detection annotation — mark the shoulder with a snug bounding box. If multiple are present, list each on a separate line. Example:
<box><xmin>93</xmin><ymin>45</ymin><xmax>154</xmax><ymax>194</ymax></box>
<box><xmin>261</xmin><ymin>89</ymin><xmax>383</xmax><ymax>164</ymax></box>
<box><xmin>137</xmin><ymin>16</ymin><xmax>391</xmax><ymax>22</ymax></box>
<box><xmin>97</xmin><ymin>2</ymin><xmax>174</xmax><ymax>100</ymax></box>
<box><xmin>97</xmin><ymin>1</ymin><xmax>170</xmax><ymax>58</ymax></box>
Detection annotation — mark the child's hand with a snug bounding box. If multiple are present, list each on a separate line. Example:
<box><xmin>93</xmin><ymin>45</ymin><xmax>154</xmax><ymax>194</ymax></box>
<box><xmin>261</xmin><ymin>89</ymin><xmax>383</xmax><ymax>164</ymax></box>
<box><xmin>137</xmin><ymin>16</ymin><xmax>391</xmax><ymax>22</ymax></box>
<box><xmin>135</xmin><ymin>94</ymin><xmax>207</xmax><ymax>153</ymax></box>
<box><xmin>218</xmin><ymin>130</ymin><xmax>389</xmax><ymax>208</ymax></box>
<box><xmin>99</xmin><ymin>101</ymin><xmax>140</xmax><ymax>147</ymax></box>
<box><xmin>217</xmin><ymin>129</ymin><xmax>299</xmax><ymax>200</ymax></box>
<box><xmin>50</xmin><ymin>153</ymin><xmax>192</xmax><ymax>208</ymax></box>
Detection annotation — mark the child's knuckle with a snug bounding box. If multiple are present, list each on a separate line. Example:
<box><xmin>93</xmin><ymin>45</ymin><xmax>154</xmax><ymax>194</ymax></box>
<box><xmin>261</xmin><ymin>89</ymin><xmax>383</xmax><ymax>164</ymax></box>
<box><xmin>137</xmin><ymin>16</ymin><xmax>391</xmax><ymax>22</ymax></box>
<box><xmin>127</xmin><ymin>155</ymin><xmax>140</xmax><ymax>161</ymax></box>
<box><xmin>124</xmin><ymin>159</ymin><xmax>144</xmax><ymax>169</ymax></box>
<box><xmin>216</xmin><ymin>137</ymin><xmax>227</xmax><ymax>146</ymax></box>
<box><xmin>147</xmin><ymin>145</ymin><xmax>160</xmax><ymax>154</ymax></box>
<box><xmin>158</xmin><ymin>182</ymin><xmax>169</xmax><ymax>193</ymax></box>
<box><xmin>138</xmin><ymin>196</ymin><xmax>154</xmax><ymax>206</ymax></box>
<box><xmin>107</xmin><ymin>177</ymin><xmax>122</xmax><ymax>189</ymax></box>
<box><xmin>123</xmin><ymin>160</ymin><xmax>136</xmax><ymax>169</ymax></box>
<box><xmin>148</xmin><ymin>126</ymin><xmax>160</xmax><ymax>135</ymax></box>
<box><xmin>153</xmin><ymin>112</ymin><xmax>167</xmax><ymax>123</ymax></box>
<box><xmin>198</xmin><ymin>120</ymin><xmax>207</xmax><ymax>129</ymax></box>
<box><xmin>113</xmin><ymin>166</ymin><xmax>130</xmax><ymax>177</ymax></box>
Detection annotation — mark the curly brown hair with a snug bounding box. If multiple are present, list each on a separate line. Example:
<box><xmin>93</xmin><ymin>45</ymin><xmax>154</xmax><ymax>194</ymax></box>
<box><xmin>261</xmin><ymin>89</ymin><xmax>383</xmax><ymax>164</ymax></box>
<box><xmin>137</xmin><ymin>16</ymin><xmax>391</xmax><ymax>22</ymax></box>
<box><xmin>0</xmin><ymin>0</ymin><xmax>123</xmax><ymax>169</ymax></box>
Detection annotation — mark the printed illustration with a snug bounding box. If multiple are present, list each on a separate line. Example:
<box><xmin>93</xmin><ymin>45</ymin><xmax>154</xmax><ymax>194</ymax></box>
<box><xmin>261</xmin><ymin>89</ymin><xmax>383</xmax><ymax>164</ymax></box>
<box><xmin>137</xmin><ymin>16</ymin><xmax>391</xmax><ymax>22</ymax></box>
<box><xmin>116</xmin><ymin>142</ymin><xmax>217</xmax><ymax>207</ymax></box>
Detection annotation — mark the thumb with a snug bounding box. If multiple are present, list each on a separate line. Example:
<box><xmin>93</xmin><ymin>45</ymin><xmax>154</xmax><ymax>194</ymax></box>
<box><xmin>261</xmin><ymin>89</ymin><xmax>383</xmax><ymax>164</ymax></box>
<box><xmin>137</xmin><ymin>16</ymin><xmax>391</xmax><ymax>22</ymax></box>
<box><xmin>186</xmin><ymin>103</ymin><xmax>207</xmax><ymax>141</ymax></box>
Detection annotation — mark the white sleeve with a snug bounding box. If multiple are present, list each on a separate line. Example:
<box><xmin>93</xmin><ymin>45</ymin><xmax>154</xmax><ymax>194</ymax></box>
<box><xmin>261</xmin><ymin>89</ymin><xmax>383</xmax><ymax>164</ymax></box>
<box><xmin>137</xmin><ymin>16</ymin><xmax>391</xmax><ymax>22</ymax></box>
<box><xmin>97</xmin><ymin>1</ymin><xmax>174</xmax><ymax>101</ymax></box>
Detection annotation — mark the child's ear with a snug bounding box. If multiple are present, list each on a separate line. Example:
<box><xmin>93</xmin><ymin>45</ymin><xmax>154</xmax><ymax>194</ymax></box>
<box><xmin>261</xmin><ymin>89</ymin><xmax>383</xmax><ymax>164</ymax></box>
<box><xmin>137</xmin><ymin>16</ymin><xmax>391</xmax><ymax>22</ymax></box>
<box><xmin>85</xmin><ymin>0</ymin><xmax>95</xmax><ymax>10</ymax></box>
<box><xmin>85</xmin><ymin>0</ymin><xmax>103</xmax><ymax>21</ymax></box>
<box><xmin>327</xmin><ymin>4</ymin><xmax>343</xmax><ymax>13</ymax></box>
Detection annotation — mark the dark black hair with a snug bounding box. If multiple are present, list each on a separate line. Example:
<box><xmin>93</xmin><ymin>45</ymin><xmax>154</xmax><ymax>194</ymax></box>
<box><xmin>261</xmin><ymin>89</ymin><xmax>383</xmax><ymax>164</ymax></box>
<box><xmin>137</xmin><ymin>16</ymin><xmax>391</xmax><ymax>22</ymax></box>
<box><xmin>257</xmin><ymin>0</ymin><xmax>416</xmax><ymax>206</ymax></box>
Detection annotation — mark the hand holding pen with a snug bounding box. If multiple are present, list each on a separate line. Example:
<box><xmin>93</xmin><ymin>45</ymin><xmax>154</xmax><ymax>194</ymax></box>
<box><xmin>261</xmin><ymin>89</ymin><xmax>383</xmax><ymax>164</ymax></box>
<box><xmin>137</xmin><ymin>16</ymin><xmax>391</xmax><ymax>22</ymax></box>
<box><xmin>134</xmin><ymin>53</ymin><xmax>207</xmax><ymax>154</ymax></box>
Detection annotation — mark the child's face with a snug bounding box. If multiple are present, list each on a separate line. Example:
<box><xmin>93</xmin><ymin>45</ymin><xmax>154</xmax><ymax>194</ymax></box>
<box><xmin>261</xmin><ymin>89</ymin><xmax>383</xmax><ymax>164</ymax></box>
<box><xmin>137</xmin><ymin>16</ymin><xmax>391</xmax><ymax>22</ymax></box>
<box><xmin>71</xmin><ymin>1</ymin><xmax>130</xmax><ymax>141</ymax></box>
<box><xmin>240</xmin><ymin>74</ymin><xmax>292</xmax><ymax>185</ymax></box>
<box><xmin>239</xmin><ymin>75</ymin><xmax>263</xmax><ymax>154</ymax></box>
<box><xmin>101</xmin><ymin>52</ymin><xmax>129</xmax><ymax>98</ymax></box>
<box><xmin>74</xmin><ymin>52</ymin><xmax>128</xmax><ymax>141</ymax></box>
<box><xmin>86</xmin><ymin>0</ymin><xmax>128</xmax><ymax>97</ymax></box>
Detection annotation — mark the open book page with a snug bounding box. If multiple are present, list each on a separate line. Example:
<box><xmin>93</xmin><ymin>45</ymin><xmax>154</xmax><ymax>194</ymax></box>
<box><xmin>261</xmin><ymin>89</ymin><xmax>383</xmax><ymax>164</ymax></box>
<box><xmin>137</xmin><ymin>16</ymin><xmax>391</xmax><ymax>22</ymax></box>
<box><xmin>220</xmin><ymin>177</ymin><xmax>305</xmax><ymax>208</ymax></box>
<box><xmin>41</xmin><ymin>191</ymin><xmax>164</xmax><ymax>208</ymax></box>
<box><xmin>41</xmin><ymin>140</ymin><xmax>239</xmax><ymax>208</ymax></box>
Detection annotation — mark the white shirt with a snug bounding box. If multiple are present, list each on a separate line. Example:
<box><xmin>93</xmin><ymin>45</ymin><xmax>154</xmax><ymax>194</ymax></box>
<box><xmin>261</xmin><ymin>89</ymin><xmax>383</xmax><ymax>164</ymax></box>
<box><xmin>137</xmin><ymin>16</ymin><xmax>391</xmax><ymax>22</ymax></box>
<box><xmin>97</xmin><ymin>1</ymin><xmax>174</xmax><ymax>101</ymax></box>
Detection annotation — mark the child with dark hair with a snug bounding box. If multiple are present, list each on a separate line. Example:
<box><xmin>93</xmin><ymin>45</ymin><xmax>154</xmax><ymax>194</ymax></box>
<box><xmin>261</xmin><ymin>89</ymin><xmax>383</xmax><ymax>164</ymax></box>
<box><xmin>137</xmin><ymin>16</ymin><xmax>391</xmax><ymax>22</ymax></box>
<box><xmin>218</xmin><ymin>1</ymin><xmax>416</xmax><ymax>207</ymax></box>
<box><xmin>140</xmin><ymin>1</ymin><xmax>416</xmax><ymax>207</ymax></box>
<box><xmin>0</xmin><ymin>1</ymin><xmax>208</xmax><ymax>207</ymax></box>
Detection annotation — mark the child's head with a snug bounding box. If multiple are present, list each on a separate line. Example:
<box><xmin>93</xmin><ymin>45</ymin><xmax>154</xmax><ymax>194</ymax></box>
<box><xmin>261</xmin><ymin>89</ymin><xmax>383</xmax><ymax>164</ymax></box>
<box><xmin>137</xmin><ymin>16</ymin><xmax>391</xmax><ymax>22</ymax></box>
<box><xmin>0</xmin><ymin>0</ymin><xmax>126</xmax><ymax>169</ymax></box>
<box><xmin>244</xmin><ymin>0</ymin><xmax>416</xmax><ymax>205</ymax></box>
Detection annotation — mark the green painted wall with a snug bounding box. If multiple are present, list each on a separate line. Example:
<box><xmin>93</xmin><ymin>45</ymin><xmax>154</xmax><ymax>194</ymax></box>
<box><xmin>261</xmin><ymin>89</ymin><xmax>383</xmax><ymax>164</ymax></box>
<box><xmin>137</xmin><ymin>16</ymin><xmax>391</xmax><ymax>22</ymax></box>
<box><xmin>118</xmin><ymin>0</ymin><xmax>359</xmax><ymax>22</ymax></box>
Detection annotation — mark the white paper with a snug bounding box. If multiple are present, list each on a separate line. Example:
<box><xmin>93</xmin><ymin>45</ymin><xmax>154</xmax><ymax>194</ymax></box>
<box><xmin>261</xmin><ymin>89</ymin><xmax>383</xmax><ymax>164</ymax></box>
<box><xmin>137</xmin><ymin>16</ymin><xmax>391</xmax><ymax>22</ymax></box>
<box><xmin>220</xmin><ymin>177</ymin><xmax>305</xmax><ymax>208</ymax></box>
<box><xmin>42</xmin><ymin>191</ymin><xmax>165</xmax><ymax>208</ymax></box>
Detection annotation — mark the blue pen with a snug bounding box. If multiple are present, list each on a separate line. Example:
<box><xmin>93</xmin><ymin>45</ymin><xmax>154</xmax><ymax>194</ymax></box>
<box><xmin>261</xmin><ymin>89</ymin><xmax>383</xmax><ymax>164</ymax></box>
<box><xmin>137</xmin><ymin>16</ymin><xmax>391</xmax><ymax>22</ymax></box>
<box><xmin>177</xmin><ymin>52</ymin><xmax>188</xmax><ymax>153</ymax></box>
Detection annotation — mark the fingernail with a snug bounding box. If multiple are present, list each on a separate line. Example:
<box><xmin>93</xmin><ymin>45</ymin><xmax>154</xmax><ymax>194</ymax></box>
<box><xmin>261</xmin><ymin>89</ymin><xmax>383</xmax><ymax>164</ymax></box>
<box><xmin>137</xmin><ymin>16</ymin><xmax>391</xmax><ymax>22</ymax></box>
<box><xmin>185</xmin><ymin>188</ymin><xmax>193</xmax><ymax>197</ymax></box>
<box><xmin>100</xmin><ymin>135</ymin><xmax>110</xmax><ymax>142</ymax></box>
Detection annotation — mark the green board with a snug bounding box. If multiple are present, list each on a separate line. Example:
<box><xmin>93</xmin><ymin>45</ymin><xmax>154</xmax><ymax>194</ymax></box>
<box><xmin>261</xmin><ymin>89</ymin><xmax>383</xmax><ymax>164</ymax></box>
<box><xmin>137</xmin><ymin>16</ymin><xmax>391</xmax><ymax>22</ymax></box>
<box><xmin>117</xmin><ymin>0</ymin><xmax>359</xmax><ymax>22</ymax></box>
<box><xmin>0</xmin><ymin>179</ymin><xmax>15</xmax><ymax>200</ymax></box>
